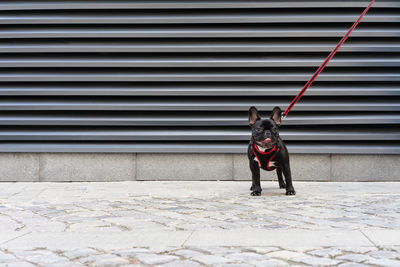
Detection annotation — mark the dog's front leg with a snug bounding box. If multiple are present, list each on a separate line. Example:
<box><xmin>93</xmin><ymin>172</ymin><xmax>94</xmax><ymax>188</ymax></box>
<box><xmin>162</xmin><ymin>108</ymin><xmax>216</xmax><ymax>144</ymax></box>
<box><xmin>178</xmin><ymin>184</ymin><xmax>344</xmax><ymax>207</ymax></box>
<box><xmin>249</xmin><ymin>160</ymin><xmax>262</xmax><ymax>196</ymax></box>
<box><xmin>276</xmin><ymin>167</ymin><xmax>286</xmax><ymax>189</ymax></box>
<box><xmin>282</xmin><ymin>162</ymin><xmax>296</xmax><ymax>195</ymax></box>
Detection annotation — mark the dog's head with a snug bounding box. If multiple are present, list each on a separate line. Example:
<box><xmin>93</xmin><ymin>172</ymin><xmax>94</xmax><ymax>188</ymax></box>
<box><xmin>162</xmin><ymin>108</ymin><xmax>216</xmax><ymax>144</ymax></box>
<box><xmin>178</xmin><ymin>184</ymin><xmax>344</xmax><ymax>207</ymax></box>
<box><xmin>248</xmin><ymin>106</ymin><xmax>282</xmax><ymax>148</ymax></box>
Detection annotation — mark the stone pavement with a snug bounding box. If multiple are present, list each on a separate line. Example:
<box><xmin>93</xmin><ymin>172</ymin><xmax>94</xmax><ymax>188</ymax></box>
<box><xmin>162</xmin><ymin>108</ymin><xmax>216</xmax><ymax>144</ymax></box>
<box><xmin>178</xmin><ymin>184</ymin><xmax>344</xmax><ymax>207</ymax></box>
<box><xmin>0</xmin><ymin>181</ymin><xmax>400</xmax><ymax>267</ymax></box>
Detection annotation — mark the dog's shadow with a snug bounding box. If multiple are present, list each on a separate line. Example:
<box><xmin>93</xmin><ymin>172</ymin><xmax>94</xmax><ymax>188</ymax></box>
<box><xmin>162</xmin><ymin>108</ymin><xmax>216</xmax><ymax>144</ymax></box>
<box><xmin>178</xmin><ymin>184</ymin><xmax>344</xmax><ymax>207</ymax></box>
<box><xmin>246</xmin><ymin>187</ymin><xmax>289</xmax><ymax>197</ymax></box>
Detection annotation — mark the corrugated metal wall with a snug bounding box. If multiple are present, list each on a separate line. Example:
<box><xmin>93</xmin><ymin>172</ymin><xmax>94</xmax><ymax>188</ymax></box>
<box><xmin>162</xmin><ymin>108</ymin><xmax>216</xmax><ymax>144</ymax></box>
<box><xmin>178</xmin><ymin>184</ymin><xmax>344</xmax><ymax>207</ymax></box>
<box><xmin>0</xmin><ymin>0</ymin><xmax>399</xmax><ymax>154</ymax></box>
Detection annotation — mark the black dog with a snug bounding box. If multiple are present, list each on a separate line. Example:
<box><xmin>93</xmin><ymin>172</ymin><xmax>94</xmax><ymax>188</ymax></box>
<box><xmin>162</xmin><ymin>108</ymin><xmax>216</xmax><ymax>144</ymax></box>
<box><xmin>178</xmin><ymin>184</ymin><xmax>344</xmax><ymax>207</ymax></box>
<box><xmin>248</xmin><ymin>106</ymin><xmax>295</xmax><ymax>196</ymax></box>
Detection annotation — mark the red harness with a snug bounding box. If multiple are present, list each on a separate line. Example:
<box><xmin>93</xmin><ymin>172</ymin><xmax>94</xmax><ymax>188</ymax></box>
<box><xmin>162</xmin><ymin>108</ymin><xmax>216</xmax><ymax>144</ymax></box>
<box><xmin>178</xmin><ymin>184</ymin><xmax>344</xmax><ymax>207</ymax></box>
<box><xmin>251</xmin><ymin>143</ymin><xmax>280</xmax><ymax>171</ymax></box>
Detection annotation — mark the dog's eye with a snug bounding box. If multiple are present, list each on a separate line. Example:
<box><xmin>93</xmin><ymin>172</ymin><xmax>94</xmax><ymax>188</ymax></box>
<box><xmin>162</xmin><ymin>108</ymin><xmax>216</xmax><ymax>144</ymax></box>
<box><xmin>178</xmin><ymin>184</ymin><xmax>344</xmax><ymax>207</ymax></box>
<box><xmin>257</xmin><ymin>128</ymin><xmax>263</xmax><ymax>133</ymax></box>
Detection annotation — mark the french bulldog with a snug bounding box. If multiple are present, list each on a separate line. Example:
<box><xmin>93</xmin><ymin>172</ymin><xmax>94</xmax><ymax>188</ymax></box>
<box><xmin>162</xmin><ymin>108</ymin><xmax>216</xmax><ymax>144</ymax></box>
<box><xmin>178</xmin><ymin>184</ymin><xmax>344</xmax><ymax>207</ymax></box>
<box><xmin>247</xmin><ymin>106</ymin><xmax>295</xmax><ymax>196</ymax></box>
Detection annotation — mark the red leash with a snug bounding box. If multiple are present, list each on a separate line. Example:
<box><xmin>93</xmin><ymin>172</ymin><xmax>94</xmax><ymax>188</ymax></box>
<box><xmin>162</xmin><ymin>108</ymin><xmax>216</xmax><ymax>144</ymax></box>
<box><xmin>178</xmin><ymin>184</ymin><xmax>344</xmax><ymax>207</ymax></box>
<box><xmin>282</xmin><ymin>0</ymin><xmax>376</xmax><ymax>118</ymax></box>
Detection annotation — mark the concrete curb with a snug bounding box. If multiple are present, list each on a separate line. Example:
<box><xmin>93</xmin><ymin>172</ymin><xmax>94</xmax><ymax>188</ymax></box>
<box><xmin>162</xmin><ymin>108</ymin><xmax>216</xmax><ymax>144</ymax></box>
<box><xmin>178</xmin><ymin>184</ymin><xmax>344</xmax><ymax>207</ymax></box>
<box><xmin>0</xmin><ymin>153</ymin><xmax>398</xmax><ymax>182</ymax></box>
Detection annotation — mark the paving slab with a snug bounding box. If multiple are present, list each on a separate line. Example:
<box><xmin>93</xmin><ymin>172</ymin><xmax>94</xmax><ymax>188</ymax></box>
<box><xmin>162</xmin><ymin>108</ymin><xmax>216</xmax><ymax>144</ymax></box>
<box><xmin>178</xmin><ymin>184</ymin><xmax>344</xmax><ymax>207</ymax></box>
<box><xmin>362</xmin><ymin>229</ymin><xmax>400</xmax><ymax>246</ymax></box>
<box><xmin>0</xmin><ymin>153</ymin><xmax>39</xmax><ymax>182</ymax></box>
<box><xmin>2</xmin><ymin>231</ymin><xmax>190</xmax><ymax>250</ymax></box>
<box><xmin>187</xmin><ymin>229</ymin><xmax>372</xmax><ymax>247</ymax></box>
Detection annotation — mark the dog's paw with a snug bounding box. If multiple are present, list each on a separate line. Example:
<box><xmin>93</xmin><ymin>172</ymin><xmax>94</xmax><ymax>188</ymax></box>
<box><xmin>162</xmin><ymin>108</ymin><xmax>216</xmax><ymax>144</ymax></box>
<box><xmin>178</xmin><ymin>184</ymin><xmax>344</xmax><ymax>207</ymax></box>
<box><xmin>279</xmin><ymin>183</ymin><xmax>286</xmax><ymax>189</ymax></box>
<box><xmin>251</xmin><ymin>191</ymin><xmax>261</xmax><ymax>196</ymax></box>
<box><xmin>285</xmin><ymin>188</ymin><xmax>296</xmax><ymax>195</ymax></box>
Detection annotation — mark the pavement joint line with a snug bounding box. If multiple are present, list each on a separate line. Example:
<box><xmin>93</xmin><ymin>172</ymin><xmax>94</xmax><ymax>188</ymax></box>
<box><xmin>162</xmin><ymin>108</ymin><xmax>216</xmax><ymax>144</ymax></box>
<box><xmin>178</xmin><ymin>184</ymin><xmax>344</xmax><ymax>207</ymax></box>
<box><xmin>0</xmin><ymin>231</ymin><xmax>32</xmax><ymax>246</ymax></box>
<box><xmin>29</xmin><ymin>188</ymin><xmax>47</xmax><ymax>204</ymax></box>
<box><xmin>359</xmin><ymin>229</ymin><xmax>378</xmax><ymax>248</ymax></box>
<box><xmin>182</xmin><ymin>230</ymin><xmax>195</xmax><ymax>246</ymax></box>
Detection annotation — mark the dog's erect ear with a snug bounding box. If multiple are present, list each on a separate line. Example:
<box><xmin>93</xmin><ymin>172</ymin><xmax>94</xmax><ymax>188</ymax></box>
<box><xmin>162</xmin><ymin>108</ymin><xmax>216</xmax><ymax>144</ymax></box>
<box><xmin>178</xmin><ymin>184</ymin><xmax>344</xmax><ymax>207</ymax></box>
<box><xmin>248</xmin><ymin>106</ymin><xmax>261</xmax><ymax>126</ymax></box>
<box><xmin>270</xmin><ymin>106</ymin><xmax>282</xmax><ymax>126</ymax></box>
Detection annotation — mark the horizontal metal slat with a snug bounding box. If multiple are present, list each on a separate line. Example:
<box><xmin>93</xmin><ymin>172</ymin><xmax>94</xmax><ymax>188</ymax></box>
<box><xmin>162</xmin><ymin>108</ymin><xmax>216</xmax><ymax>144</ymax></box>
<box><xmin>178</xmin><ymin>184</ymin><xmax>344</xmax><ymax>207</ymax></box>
<box><xmin>0</xmin><ymin>12</ymin><xmax>397</xmax><ymax>24</ymax></box>
<box><xmin>1</xmin><ymin>55</ymin><xmax>399</xmax><ymax>68</ymax></box>
<box><xmin>0</xmin><ymin>1</ymin><xmax>398</xmax><ymax>10</ymax></box>
<box><xmin>0</xmin><ymin>71</ymin><xmax>398</xmax><ymax>82</ymax></box>
<box><xmin>1</xmin><ymin>41</ymin><xmax>399</xmax><ymax>53</ymax></box>
<box><xmin>0</xmin><ymin>128</ymin><xmax>397</xmax><ymax>141</ymax></box>
<box><xmin>0</xmin><ymin>26</ymin><xmax>398</xmax><ymax>39</ymax></box>
<box><xmin>0</xmin><ymin>99</ymin><xmax>397</xmax><ymax>111</ymax></box>
<box><xmin>0</xmin><ymin>114</ymin><xmax>398</xmax><ymax>125</ymax></box>
<box><xmin>0</xmin><ymin>142</ymin><xmax>397</xmax><ymax>154</ymax></box>
<box><xmin>0</xmin><ymin>84</ymin><xmax>399</xmax><ymax>96</ymax></box>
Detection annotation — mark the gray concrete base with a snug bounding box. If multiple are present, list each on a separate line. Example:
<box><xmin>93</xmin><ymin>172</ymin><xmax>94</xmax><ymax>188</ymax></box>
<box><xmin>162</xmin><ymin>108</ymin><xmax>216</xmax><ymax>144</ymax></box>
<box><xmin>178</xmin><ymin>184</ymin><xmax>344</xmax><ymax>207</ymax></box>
<box><xmin>0</xmin><ymin>153</ymin><xmax>398</xmax><ymax>182</ymax></box>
